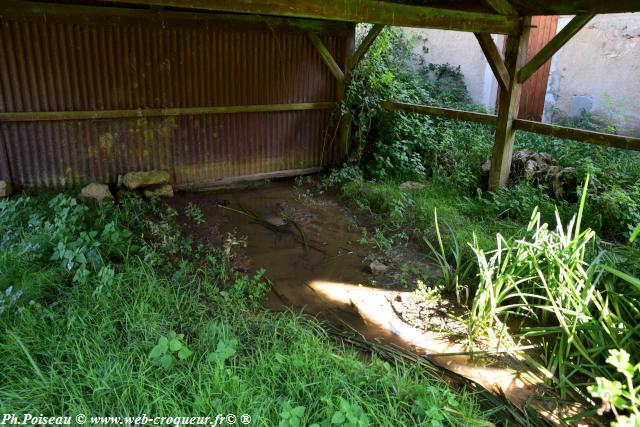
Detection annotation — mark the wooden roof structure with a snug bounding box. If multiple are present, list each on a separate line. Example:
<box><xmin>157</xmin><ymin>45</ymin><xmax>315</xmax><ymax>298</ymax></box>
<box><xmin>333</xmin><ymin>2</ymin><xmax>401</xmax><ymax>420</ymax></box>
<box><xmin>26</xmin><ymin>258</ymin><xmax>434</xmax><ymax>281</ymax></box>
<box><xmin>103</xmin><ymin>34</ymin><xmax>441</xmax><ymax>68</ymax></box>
<box><xmin>2</xmin><ymin>0</ymin><xmax>640</xmax><ymax>189</ymax></box>
<box><xmin>103</xmin><ymin>0</ymin><xmax>640</xmax><ymax>188</ymax></box>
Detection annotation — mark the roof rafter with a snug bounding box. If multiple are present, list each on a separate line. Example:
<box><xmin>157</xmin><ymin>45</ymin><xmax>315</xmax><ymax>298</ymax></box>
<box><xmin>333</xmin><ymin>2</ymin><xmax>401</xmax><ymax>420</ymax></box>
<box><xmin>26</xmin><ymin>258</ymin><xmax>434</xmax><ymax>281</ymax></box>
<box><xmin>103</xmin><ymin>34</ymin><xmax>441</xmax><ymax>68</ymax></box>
<box><xmin>102</xmin><ymin>0</ymin><xmax>523</xmax><ymax>35</ymax></box>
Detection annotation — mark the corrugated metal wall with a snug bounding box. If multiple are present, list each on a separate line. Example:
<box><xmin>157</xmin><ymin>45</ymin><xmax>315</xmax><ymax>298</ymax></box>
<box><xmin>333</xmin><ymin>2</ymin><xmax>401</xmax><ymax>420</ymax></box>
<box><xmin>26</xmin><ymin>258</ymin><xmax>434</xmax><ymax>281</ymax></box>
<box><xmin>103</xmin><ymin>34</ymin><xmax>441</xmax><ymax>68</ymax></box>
<box><xmin>0</xmin><ymin>3</ymin><xmax>353</xmax><ymax>188</ymax></box>
<box><xmin>518</xmin><ymin>15</ymin><xmax>559</xmax><ymax>121</ymax></box>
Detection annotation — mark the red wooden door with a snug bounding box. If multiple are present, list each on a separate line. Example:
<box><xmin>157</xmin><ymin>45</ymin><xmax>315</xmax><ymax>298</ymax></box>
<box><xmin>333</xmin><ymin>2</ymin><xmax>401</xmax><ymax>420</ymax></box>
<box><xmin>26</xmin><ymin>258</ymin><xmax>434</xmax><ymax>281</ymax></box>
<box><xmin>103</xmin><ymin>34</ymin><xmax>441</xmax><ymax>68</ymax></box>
<box><xmin>518</xmin><ymin>16</ymin><xmax>559</xmax><ymax>121</ymax></box>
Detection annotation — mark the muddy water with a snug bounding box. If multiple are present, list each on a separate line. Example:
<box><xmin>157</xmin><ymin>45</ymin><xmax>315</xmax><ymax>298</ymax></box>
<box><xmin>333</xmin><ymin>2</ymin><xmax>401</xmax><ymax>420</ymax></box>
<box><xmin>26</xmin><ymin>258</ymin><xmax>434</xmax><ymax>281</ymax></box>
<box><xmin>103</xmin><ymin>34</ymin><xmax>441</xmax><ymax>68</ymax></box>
<box><xmin>170</xmin><ymin>181</ymin><xmax>375</xmax><ymax>312</ymax></box>
<box><xmin>170</xmin><ymin>181</ymin><xmax>566</xmax><ymax>423</ymax></box>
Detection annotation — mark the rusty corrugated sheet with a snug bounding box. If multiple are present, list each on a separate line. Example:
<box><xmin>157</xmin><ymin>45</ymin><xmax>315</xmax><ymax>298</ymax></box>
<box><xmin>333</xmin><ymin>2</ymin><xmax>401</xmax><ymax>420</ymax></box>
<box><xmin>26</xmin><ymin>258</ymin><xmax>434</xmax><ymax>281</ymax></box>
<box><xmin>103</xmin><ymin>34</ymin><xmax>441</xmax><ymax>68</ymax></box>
<box><xmin>518</xmin><ymin>15</ymin><xmax>559</xmax><ymax>121</ymax></box>
<box><xmin>0</xmin><ymin>5</ymin><xmax>352</xmax><ymax>188</ymax></box>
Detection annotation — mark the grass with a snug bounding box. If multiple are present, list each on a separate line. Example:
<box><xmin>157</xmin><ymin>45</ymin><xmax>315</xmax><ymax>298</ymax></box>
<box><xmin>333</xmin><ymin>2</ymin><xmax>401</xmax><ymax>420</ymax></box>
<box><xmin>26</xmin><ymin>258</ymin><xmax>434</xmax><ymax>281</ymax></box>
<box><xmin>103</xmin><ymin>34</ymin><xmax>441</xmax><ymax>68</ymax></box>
<box><xmin>337</xmin><ymin>176</ymin><xmax>521</xmax><ymax>254</ymax></box>
<box><xmin>0</xmin><ymin>191</ymin><xmax>496</xmax><ymax>426</ymax></box>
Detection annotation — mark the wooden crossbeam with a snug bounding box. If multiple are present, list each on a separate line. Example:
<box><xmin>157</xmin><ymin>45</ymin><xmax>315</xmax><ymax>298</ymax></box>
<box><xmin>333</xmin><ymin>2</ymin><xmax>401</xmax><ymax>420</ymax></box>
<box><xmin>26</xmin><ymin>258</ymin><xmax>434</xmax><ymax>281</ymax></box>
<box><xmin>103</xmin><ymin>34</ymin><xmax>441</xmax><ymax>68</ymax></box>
<box><xmin>0</xmin><ymin>103</ymin><xmax>337</xmax><ymax>122</ymax></box>
<box><xmin>101</xmin><ymin>0</ymin><xmax>523</xmax><ymax>35</ymax></box>
<box><xmin>474</xmin><ymin>33</ymin><xmax>511</xmax><ymax>92</ymax></box>
<box><xmin>380</xmin><ymin>101</ymin><xmax>640</xmax><ymax>152</ymax></box>
<box><xmin>484</xmin><ymin>0</ymin><xmax>518</xmax><ymax>16</ymax></box>
<box><xmin>380</xmin><ymin>101</ymin><xmax>497</xmax><ymax>126</ymax></box>
<box><xmin>348</xmin><ymin>24</ymin><xmax>385</xmax><ymax>70</ymax></box>
<box><xmin>308</xmin><ymin>33</ymin><xmax>346</xmax><ymax>82</ymax></box>
<box><xmin>518</xmin><ymin>14</ymin><xmax>594</xmax><ymax>83</ymax></box>
<box><xmin>0</xmin><ymin>0</ymin><xmax>353</xmax><ymax>35</ymax></box>
<box><xmin>513</xmin><ymin>119</ymin><xmax>640</xmax><ymax>151</ymax></box>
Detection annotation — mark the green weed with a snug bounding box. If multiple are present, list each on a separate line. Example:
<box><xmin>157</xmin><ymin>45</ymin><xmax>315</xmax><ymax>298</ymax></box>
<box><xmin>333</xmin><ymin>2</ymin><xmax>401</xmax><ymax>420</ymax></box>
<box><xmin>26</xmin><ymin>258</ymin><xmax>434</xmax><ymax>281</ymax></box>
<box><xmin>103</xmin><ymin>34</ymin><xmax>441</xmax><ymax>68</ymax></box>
<box><xmin>149</xmin><ymin>331</ymin><xmax>194</xmax><ymax>371</ymax></box>
<box><xmin>185</xmin><ymin>202</ymin><xmax>206</xmax><ymax>225</ymax></box>
<box><xmin>464</xmin><ymin>178</ymin><xmax>640</xmax><ymax>411</ymax></box>
<box><xmin>589</xmin><ymin>349</ymin><xmax>640</xmax><ymax>426</ymax></box>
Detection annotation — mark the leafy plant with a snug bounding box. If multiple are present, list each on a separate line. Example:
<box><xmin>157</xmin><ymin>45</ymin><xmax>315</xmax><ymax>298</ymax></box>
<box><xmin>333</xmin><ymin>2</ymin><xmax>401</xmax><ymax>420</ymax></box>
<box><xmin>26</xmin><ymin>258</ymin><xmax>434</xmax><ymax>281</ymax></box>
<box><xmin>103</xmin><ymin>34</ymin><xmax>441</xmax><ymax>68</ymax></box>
<box><xmin>279</xmin><ymin>402</ymin><xmax>306</xmax><ymax>427</ymax></box>
<box><xmin>324</xmin><ymin>398</ymin><xmax>370</xmax><ymax>427</ymax></box>
<box><xmin>589</xmin><ymin>349</ymin><xmax>640</xmax><ymax>426</ymax></box>
<box><xmin>424</xmin><ymin>208</ymin><xmax>473</xmax><ymax>304</ymax></box>
<box><xmin>207</xmin><ymin>338</ymin><xmax>238</xmax><ymax>366</ymax></box>
<box><xmin>464</xmin><ymin>177</ymin><xmax>640</xmax><ymax>403</ymax></box>
<box><xmin>149</xmin><ymin>331</ymin><xmax>193</xmax><ymax>371</ymax></box>
<box><xmin>185</xmin><ymin>202</ymin><xmax>206</xmax><ymax>225</ymax></box>
<box><xmin>222</xmin><ymin>268</ymin><xmax>269</xmax><ymax>306</ymax></box>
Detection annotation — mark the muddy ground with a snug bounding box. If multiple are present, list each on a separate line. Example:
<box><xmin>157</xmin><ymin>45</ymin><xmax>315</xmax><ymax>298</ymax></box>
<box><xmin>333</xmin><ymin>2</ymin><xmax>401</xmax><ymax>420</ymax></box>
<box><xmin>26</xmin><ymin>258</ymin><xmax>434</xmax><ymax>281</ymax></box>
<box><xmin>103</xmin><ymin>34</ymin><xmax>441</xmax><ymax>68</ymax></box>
<box><xmin>170</xmin><ymin>179</ymin><xmax>434</xmax><ymax>298</ymax></box>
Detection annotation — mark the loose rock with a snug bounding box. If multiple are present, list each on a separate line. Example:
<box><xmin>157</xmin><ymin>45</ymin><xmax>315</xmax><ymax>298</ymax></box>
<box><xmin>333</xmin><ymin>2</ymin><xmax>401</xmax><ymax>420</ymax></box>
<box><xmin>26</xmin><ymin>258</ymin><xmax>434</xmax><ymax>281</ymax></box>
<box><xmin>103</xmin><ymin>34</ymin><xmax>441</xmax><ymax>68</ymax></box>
<box><xmin>122</xmin><ymin>170</ymin><xmax>170</xmax><ymax>190</ymax></box>
<box><xmin>79</xmin><ymin>183</ymin><xmax>113</xmax><ymax>202</ymax></box>
<box><xmin>116</xmin><ymin>188</ymin><xmax>133</xmax><ymax>199</ymax></box>
<box><xmin>0</xmin><ymin>180</ymin><xmax>12</xmax><ymax>198</ymax></box>
<box><xmin>264</xmin><ymin>215</ymin><xmax>286</xmax><ymax>227</ymax></box>
<box><xmin>143</xmin><ymin>184</ymin><xmax>174</xmax><ymax>198</ymax></box>
<box><xmin>399</xmin><ymin>181</ymin><xmax>427</xmax><ymax>190</ymax></box>
<box><xmin>511</xmin><ymin>149</ymin><xmax>577</xmax><ymax>200</ymax></box>
<box><xmin>369</xmin><ymin>260</ymin><xmax>388</xmax><ymax>274</ymax></box>
<box><xmin>482</xmin><ymin>150</ymin><xmax>577</xmax><ymax>201</ymax></box>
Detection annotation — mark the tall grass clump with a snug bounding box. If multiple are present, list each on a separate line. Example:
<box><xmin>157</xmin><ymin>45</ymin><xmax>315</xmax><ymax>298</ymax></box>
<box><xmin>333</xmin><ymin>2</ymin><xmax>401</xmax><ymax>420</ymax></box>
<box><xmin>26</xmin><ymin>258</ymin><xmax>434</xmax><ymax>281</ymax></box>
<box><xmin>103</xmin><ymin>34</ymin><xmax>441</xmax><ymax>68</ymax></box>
<box><xmin>466</xmin><ymin>177</ymin><xmax>640</xmax><ymax>409</ymax></box>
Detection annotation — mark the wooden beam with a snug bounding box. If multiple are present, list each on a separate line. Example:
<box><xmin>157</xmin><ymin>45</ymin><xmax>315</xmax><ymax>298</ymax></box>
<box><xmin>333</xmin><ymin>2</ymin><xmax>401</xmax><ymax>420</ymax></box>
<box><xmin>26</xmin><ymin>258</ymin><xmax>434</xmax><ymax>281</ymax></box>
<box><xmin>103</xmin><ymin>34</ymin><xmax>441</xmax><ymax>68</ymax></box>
<box><xmin>380</xmin><ymin>101</ymin><xmax>640</xmax><ymax>153</ymax></box>
<box><xmin>513</xmin><ymin>119</ymin><xmax>640</xmax><ymax>151</ymax></box>
<box><xmin>348</xmin><ymin>24</ymin><xmax>385</xmax><ymax>70</ymax></box>
<box><xmin>518</xmin><ymin>14</ymin><xmax>594</xmax><ymax>83</ymax></box>
<box><xmin>484</xmin><ymin>0</ymin><xmax>519</xmax><ymax>16</ymax></box>
<box><xmin>308</xmin><ymin>33</ymin><xmax>346</xmax><ymax>82</ymax></box>
<box><xmin>381</xmin><ymin>101</ymin><xmax>498</xmax><ymax>126</ymax></box>
<box><xmin>100</xmin><ymin>0</ymin><xmax>523</xmax><ymax>35</ymax></box>
<box><xmin>0</xmin><ymin>102</ymin><xmax>337</xmax><ymax>122</ymax></box>
<box><xmin>474</xmin><ymin>33</ymin><xmax>511</xmax><ymax>92</ymax></box>
<box><xmin>489</xmin><ymin>17</ymin><xmax>531</xmax><ymax>190</ymax></box>
<box><xmin>0</xmin><ymin>0</ymin><xmax>353</xmax><ymax>36</ymax></box>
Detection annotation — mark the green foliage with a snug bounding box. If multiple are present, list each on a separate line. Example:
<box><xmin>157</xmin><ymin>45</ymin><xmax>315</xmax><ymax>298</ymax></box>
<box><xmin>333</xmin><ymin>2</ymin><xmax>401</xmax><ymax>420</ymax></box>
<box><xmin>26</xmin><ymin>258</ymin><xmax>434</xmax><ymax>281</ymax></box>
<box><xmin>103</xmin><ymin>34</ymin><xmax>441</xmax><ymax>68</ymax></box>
<box><xmin>222</xmin><ymin>268</ymin><xmax>270</xmax><ymax>307</ymax></box>
<box><xmin>325</xmin><ymin>398</ymin><xmax>370</xmax><ymax>427</ymax></box>
<box><xmin>149</xmin><ymin>331</ymin><xmax>193</xmax><ymax>371</ymax></box>
<box><xmin>589</xmin><ymin>349</ymin><xmax>640</xmax><ymax>426</ymax></box>
<box><xmin>424</xmin><ymin>209</ymin><xmax>473</xmax><ymax>304</ymax></box>
<box><xmin>464</xmin><ymin>179</ymin><xmax>640</xmax><ymax>406</ymax></box>
<box><xmin>336</xmin><ymin>178</ymin><xmax>511</xmax><ymax>254</ymax></box>
<box><xmin>279</xmin><ymin>402</ymin><xmax>306</xmax><ymax>427</ymax></box>
<box><xmin>185</xmin><ymin>202</ymin><xmax>206</xmax><ymax>225</ymax></box>
<box><xmin>516</xmin><ymin>130</ymin><xmax>640</xmax><ymax>240</ymax></box>
<box><xmin>477</xmin><ymin>181</ymin><xmax>570</xmax><ymax>225</ymax></box>
<box><xmin>207</xmin><ymin>338</ymin><xmax>238</xmax><ymax>366</ymax></box>
<box><xmin>346</xmin><ymin>26</ymin><xmax>490</xmax><ymax>183</ymax></box>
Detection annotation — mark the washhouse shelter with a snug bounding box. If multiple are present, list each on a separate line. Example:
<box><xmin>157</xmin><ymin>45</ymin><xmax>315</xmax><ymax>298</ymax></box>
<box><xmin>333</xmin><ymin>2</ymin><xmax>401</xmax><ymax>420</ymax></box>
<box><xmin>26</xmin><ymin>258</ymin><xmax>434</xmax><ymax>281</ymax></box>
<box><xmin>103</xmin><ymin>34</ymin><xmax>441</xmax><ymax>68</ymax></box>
<box><xmin>1</xmin><ymin>0</ymin><xmax>639</xmax><ymax>191</ymax></box>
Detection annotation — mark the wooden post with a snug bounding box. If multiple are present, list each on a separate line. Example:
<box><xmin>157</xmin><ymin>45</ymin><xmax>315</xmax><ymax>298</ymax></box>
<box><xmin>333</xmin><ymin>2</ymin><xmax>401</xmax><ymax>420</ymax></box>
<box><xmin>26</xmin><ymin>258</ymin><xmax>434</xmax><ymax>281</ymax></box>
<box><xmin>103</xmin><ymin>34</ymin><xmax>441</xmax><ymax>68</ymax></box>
<box><xmin>488</xmin><ymin>17</ymin><xmax>531</xmax><ymax>190</ymax></box>
<box><xmin>336</xmin><ymin>24</ymin><xmax>356</xmax><ymax>161</ymax></box>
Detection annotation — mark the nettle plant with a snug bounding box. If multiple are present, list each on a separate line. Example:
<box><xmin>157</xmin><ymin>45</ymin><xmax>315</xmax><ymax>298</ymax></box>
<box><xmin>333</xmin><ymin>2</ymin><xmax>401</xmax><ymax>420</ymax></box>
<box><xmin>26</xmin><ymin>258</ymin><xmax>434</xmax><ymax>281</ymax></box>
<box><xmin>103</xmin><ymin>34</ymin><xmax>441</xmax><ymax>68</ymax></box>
<box><xmin>185</xmin><ymin>202</ymin><xmax>206</xmax><ymax>225</ymax></box>
<box><xmin>589</xmin><ymin>349</ymin><xmax>640</xmax><ymax>427</ymax></box>
<box><xmin>149</xmin><ymin>331</ymin><xmax>193</xmax><ymax>371</ymax></box>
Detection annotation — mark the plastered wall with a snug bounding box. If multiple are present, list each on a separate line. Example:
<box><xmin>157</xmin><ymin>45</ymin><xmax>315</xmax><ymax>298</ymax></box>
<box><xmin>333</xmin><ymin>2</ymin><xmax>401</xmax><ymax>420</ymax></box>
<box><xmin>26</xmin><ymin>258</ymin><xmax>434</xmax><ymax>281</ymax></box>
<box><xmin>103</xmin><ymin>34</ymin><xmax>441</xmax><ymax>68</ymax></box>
<box><xmin>546</xmin><ymin>13</ymin><xmax>640</xmax><ymax>136</ymax></box>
